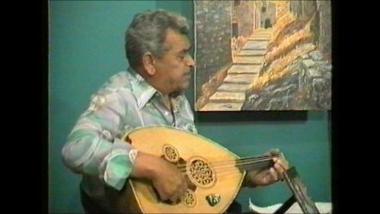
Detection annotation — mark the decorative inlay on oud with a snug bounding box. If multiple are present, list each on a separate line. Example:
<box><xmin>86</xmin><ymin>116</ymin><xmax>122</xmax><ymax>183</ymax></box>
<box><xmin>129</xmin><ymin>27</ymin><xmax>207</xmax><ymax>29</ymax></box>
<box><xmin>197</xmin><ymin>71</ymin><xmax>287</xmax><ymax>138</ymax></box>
<box><xmin>187</xmin><ymin>156</ymin><xmax>216</xmax><ymax>188</ymax></box>
<box><xmin>206</xmin><ymin>193</ymin><xmax>221</xmax><ymax>207</ymax></box>
<box><xmin>162</xmin><ymin>144</ymin><xmax>180</xmax><ymax>162</ymax></box>
<box><xmin>182</xmin><ymin>189</ymin><xmax>197</xmax><ymax>207</ymax></box>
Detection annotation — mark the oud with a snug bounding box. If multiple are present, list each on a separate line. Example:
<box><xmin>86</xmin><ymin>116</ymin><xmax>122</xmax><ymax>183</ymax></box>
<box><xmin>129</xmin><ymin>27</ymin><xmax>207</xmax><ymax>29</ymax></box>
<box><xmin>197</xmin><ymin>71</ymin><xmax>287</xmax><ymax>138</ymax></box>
<box><xmin>108</xmin><ymin>126</ymin><xmax>318</xmax><ymax>214</ymax></box>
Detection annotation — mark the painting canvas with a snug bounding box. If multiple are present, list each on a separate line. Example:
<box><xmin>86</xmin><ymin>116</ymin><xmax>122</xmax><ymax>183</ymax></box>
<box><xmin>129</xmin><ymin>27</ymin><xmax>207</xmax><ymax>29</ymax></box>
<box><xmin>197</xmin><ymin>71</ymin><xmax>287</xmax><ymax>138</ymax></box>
<box><xmin>194</xmin><ymin>0</ymin><xmax>332</xmax><ymax>111</ymax></box>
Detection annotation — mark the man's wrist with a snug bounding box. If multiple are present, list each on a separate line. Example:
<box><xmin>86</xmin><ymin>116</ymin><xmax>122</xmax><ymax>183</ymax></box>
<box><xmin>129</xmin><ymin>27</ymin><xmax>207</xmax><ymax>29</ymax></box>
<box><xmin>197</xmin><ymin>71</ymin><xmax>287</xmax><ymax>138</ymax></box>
<box><xmin>129</xmin><ymin>149</ymin><xmax>139</xmax><ymax>164</ymax></box>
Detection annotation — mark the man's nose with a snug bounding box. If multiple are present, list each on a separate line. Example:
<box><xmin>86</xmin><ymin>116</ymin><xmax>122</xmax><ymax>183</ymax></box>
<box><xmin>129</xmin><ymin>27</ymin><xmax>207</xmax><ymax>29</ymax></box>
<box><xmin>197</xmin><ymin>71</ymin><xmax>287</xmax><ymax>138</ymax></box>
<box><xmin>186</xmin><ymin>55</ymin><xmax>196</xmax><ymax>68</ymax></box>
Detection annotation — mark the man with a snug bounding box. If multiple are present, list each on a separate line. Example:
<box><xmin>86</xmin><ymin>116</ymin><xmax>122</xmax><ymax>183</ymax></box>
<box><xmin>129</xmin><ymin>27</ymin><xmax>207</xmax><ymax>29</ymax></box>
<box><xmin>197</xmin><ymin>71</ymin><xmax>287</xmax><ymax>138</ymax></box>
<box><xmin>62</xmin><ymin>10</ymin><xmax>288</xmax><ymax>213</ymax></box>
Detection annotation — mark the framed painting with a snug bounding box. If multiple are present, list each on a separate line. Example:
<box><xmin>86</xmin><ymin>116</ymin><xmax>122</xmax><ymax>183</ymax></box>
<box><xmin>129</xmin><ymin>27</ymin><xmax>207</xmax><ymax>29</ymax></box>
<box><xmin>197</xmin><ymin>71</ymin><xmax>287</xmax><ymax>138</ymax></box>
<box><xmin>194</xmin><ymin>0</ymin><xmax>332</xmax><ymax>111</ymax></box>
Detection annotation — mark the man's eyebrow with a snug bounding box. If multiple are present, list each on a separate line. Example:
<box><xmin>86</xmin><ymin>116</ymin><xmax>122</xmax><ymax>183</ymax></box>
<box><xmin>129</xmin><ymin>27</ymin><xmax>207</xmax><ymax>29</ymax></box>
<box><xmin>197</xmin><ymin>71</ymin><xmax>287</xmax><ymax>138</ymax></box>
<box><xmin>180</xmin><ymin>46</ymin><xmax>192</xmax><ymax>53</ymax></box>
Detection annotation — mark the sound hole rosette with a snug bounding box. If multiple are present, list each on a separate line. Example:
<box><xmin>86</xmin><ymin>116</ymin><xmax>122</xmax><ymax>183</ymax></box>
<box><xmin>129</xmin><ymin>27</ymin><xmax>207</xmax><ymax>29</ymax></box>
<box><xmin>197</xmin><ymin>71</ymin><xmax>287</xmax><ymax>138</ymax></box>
<box><xmin>162</xmin><ymin>144</ymin><xmax>180</xmax><ymax>162</ymax></box>
<box><xmin>186</xmin><ymin>156</ymin><xmax>216</xmax><ymax>188</ymax></box>
<box><xmin>182</xmin><ymin>189</ymin><xmax>197</xmax><ymax>207</ymax></box>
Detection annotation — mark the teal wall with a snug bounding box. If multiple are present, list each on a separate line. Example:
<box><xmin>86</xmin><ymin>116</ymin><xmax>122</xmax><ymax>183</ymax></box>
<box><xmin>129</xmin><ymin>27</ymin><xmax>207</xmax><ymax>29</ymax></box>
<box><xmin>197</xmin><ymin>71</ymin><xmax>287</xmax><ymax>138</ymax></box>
<box><xmin>50</xmin><ymin>1</ymin><xmax>331</xmax><ymax>213</ymax></box>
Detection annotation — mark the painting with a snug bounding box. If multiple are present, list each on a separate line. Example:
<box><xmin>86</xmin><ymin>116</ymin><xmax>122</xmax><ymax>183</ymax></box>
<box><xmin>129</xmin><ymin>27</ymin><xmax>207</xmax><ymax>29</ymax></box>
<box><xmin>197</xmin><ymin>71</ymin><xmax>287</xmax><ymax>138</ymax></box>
<box><xmin>194</xmin><ymin>0</ymin><xmax>332</xmax><ymax>111</ymax></box>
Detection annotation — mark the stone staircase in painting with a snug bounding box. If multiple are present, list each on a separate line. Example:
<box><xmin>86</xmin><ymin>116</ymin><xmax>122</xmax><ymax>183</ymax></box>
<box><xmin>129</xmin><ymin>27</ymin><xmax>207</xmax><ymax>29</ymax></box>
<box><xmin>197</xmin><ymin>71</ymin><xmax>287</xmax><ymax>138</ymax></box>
<box><xmin>200</xmin><ymin>28</ymin><xmax>272</xmax><ymax>111</ymax></box>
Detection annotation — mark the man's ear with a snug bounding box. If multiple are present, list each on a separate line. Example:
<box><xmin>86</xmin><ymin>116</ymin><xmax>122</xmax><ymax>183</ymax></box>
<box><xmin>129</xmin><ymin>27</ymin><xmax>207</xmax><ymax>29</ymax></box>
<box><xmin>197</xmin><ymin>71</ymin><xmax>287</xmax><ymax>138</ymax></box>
<box><xmin>142</xmin><ymin>52</ymin><xmax>156</xmax><ymax>76</ymax></box>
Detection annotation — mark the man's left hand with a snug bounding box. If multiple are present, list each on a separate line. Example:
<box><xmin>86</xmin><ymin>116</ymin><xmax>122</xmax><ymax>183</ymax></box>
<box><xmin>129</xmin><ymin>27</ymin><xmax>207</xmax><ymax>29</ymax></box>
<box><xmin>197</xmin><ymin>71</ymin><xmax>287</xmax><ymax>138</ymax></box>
<box><xmin>245</xmin><ymin>154</ymin><xmax>289</xmax><ymax>187</ymax></box>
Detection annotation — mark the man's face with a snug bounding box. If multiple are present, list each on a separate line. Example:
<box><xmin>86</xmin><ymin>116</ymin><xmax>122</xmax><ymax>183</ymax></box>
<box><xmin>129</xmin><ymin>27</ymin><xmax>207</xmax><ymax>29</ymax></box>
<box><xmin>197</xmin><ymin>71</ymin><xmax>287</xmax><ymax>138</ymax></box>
<box><xmin>153</xmin><ymin>29</ymin><xmax>195</xmax><ymax>95</ymax></box>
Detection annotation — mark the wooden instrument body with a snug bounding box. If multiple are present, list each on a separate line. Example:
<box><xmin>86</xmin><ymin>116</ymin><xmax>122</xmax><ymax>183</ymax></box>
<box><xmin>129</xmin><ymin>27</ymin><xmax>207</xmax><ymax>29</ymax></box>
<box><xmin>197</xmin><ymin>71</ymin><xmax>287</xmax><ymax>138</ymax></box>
<box><xmin>113</xmin><ymin>126</ymin><xmax>246</xmax><ymax>214</ymax></box>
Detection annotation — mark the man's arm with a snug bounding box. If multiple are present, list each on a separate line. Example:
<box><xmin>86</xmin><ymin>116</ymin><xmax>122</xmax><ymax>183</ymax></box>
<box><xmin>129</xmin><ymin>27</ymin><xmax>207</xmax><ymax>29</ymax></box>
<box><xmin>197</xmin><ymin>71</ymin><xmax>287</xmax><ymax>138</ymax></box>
<box><xmin>61</xmin><ymin>90</ymin><xmax>188</xmax><ymax>200</ymax></box>
<box><xmin>61</xmin><ymin>91</ymin><xmax>135</xmax><ymax>190</ymax></box>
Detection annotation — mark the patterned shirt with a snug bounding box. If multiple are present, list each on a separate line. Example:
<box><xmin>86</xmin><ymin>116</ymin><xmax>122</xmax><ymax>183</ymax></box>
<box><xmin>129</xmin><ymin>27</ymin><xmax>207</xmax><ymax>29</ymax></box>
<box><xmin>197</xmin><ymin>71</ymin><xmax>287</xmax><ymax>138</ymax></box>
<box><xmin>61</xmin><ymin>67</ymin><xmax>197</xmax><ymax>209</ymax></box>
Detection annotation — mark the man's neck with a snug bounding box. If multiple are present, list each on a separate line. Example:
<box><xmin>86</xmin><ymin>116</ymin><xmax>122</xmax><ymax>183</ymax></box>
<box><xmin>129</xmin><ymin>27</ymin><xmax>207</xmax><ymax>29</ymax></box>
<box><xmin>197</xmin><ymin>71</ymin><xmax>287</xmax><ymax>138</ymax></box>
<box><xmin>134</xmin><ymin>66</ymin><xmax>171</xmax><ymax>96</ymax></box>
<box><xmin>161</xmin><ymin>94</ymin><xmax>172</xmax><ymax>110</ymax></box>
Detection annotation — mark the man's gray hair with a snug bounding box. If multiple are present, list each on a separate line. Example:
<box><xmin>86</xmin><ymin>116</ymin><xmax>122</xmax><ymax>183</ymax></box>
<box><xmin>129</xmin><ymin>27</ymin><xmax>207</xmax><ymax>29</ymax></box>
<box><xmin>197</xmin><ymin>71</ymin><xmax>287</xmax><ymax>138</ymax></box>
<box><xmin>125</xmin><ymin>10</ymin><xmax>190</xmax><ymax>69</ymax></box>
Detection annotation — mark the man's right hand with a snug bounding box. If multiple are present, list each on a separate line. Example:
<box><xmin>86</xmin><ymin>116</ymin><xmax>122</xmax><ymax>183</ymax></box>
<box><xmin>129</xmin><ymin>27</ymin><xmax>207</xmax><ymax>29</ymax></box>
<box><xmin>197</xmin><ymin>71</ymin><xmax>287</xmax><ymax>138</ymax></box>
<box><xmin>131</xmin><ymin>151</ymin><xmax>187</xmax><ymax>203</ymax></box>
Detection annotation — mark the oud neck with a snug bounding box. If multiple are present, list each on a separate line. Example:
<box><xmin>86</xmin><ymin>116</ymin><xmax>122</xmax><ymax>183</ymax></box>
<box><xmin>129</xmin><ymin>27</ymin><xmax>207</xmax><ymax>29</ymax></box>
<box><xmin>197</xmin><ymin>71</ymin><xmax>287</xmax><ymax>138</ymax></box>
<box><xmin>235</xmin><ymin>155</ymin><xmax>276</xmax><ymax>171</ymax></box>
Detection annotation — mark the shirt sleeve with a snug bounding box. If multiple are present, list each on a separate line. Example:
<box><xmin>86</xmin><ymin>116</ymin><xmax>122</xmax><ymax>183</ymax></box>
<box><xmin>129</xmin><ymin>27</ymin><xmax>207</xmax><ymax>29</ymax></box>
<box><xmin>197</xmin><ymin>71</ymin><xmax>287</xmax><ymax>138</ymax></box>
<box><xmin>61</xmin><ymin>90</ymin><xmax>134</xmax><ymax>191</ymax></box>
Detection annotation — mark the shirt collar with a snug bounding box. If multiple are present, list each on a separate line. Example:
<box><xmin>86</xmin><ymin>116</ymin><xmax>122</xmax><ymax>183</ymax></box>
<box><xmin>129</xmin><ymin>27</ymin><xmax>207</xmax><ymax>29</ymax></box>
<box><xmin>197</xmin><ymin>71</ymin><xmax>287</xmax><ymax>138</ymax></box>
<box><xmin>127</xmin><ymin>67</ymin><xmax>158</xmax><ymax>109</ymax></box>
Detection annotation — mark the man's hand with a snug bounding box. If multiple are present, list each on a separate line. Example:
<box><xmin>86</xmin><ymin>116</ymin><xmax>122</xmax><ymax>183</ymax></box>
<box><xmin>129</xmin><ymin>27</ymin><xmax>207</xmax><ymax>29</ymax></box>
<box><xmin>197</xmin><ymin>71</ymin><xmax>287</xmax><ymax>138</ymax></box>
<box><xmin>245</xmin><ymin>151</ymin><xmax>289</xmax><ymax>187</ymax></box>
<box><xmin>131</xmin><ymin>152</ymin><xmax>187</xmax><ymax>203</ymax></box>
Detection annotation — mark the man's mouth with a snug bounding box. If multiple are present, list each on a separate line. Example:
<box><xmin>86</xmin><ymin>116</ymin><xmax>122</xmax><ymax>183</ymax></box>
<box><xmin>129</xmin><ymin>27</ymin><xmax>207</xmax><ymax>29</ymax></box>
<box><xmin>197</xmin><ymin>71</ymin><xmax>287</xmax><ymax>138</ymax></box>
<box><xmin>184</xmin><ymin>73</ymin><xmax>191</xmax><ymax>79</ymax></box>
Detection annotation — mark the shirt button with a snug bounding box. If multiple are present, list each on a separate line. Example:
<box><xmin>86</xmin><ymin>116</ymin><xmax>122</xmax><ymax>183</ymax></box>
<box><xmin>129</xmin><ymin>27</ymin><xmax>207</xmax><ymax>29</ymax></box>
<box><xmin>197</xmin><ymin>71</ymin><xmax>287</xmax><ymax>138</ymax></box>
<box><xmin>165</xmin><ymin>111</ymin><xmax>169</xmax><ymax>116</ymax></box>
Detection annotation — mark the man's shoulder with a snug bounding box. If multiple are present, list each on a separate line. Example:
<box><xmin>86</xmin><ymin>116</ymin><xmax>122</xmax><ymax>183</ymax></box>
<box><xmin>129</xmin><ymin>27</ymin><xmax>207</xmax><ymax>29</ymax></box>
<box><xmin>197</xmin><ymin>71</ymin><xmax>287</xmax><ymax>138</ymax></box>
<box><xmin>86</xmin><ymin>71</ymin><xmax>135</xmax><ymax>110</ymax></box>
<box><xmin>95</xmin><ymin>71</ymin><xmax>131</xmax><ymax>93</ymax></box>
<box><xmin>91</xmin><ymin>71</ymin><xmax>133</xmax><ymax>99</ymax></box>
<box><xmin>105</xmin><ymin>71</ymin><xmax>131</xmax><ymax>90</ymax></box>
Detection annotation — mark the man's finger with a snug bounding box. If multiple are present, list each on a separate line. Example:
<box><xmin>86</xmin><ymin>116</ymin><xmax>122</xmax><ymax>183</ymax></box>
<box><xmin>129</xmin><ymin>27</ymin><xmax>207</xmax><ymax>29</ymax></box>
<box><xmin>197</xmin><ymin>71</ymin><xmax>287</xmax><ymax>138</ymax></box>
<box><xmin>269</xmin><ymin>167</ymin><xmax>278</xmax><ymax>181</ymax></box>
<box><xmin>273</xmin><ymin>157</ymin><xmax>289</xmax><ymax>171</ymax></box>
<box><xmin>274</xmin><ymin>163</ymin><xmax>285</xmax><ymax>180</ymax></box>
<box><xmin>170</xmin><ymin>194</ymin><xmax>179</xmax><ymax>204</ymax></box>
